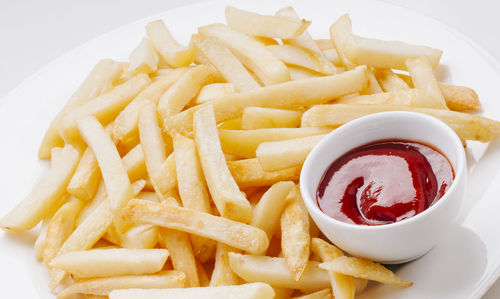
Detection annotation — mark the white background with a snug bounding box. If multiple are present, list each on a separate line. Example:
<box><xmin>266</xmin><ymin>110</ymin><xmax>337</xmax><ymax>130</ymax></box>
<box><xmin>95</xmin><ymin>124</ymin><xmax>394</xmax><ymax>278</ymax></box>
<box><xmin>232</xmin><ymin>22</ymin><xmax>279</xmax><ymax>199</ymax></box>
<box><xmin>1</xmin><ymin>0</ymin><xmax>499</xmax><ymax>297</ymax></box>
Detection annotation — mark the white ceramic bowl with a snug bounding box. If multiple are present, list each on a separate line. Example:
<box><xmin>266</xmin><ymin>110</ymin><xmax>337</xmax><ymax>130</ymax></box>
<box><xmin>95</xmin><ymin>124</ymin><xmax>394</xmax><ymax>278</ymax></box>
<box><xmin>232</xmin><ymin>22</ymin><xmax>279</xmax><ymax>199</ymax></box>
<box><xmin>300</xmin><ymin>111</ymin><xmax>466</xmax><ymax>264</ymax></box>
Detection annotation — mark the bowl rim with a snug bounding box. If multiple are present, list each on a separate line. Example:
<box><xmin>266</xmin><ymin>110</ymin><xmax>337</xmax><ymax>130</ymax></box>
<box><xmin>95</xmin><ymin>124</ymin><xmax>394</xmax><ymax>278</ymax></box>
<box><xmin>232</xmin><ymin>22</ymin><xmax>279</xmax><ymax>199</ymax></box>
<box><xmin>300</xmin><ymin>111</ymin><xmax>467</xmax><ymax>231</ymax></box>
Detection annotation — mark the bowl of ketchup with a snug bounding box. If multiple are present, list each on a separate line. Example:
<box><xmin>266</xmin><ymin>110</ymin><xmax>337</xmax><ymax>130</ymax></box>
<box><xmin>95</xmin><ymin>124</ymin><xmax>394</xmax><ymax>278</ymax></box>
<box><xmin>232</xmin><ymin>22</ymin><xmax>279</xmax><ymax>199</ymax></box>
<box><xmin>300</xmin><ymin>111</ymin><xmax>466</xmax><ymax>264</ymax></box>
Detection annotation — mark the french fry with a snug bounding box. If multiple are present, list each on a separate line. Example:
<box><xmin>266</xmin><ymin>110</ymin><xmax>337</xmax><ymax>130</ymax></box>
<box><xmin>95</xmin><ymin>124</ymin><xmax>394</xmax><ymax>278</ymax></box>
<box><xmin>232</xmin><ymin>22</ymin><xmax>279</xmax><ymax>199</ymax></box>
<box><xmin>374</xmin><ymin>68</ymin><xmax>410</xmax><ymax>92</ymax></box>
<box><xmin>49</xmin><ymin>248</ymin><xmax>169</xmax><ymax>278</ymax></box>
<box><xmin>311</xmin><ymin>238</ymin><xmax>355</xmax><ymax>299</ymax></box>
<box><xmin>128</xmin><ymin>37</ymin><xmax>159</xmax><ymax>75</ymax></box>
<box><xmin>256</xmin><ymin>134</ymin><xmax>326</xmax><ymax>171</ymax></box>
<box><xmin>109</xmin><ymin>282</ymin><xmax>275</xmax><ymax>299</ymax></box>
<box><xmin>0</xmin><ymin>145</ymin><xmax>79</xmax><ymax>231</ymax></box>
<box><xmin>157</xmin><ymin>64</ymin><xmax>217</xmax><ymax>120</ymax></box>
<box><xmin>301</xmin><ymin>104</ymin><xmax>500</xmax><ymax>142</ymax></box>
<box><xmin>329</xmin><ymin>14</ymin><xmax>356</xmax><ymax>69</ymax></box>
<box><xmin>58</xmin><ymin>271</ymin><xmax>185</xmax><ymax>299</ymax></box>
<box><xmin>406</xmin><ymin>56</ymin><xmax>448</xmax><ymax>109</ymax></box>
<box><xmin>267</xmin><ymin>45</ymin><xmax>330</xmax><ymax>75</ymax></box>
<box><xmin>121</xmin><ymin>144</ymin><xmax>147</xmax><ymax>182</ymax></box>
<box><xmin>194</xmin><ymin>105</ymin><xmax>252</xmax><ymax>223</ymax></box>
<box><xmin>198</xmin><ymin>23</ymin><xmax>290</xmax><ymax>85</ymax></box>
<box><xmin>228</xmin><ymin>253</ymin><xmax>329</xmax><ymax>292</ymax></box>
<box><xmin>337</xmin><ymin>89</ymin><xmax>446</xmax><ymax>109</ymax></box>
<box><xmin>227</xmin><ymin>158</ymin><xmax>300</xmax><ymax>188</ymax></box>
<box><xmin>440</xmin><ymin>83</ymin><xmax>480</xmax><ymax>111</ymax></box>
<box><xmin>332</xmin><ymin>14</ymin><xmax>442</xmax><ymax>70</ymax></box>
<box><xmin>115</xmin><ymin>223</ymin><xmax>159</xmax><ymax>249</ymax></box>
<box><xmin>363</xmin><ymin>67</ymin><xmax>383</xmax><ymax>94</ymax></box>
<box><xmin>193</xmin><ymin>83</ymin><xmax>236</xmax><ymax>106</ymax></box>
<box><xmin>146</xmin><ymin>19</ymin><xmax>194</xmax><ymax>67</ymax></box>
<box><xmin>194</xmin><ymin>38</ymin><xmax>261</xmax><ymax>92</ymax></box>
<box><xmin>112</xmin><ymin>68</ymin><xmax>188</xmax><ymax>144</ymax></box>
<box><xmin>225</xmin><ymin>6</ymin><xmax>310</xmax><ymax>39</ymax></box>
<box><xmin>34</xmin><ymin>219</ymin><xmax>50</xmax><ymax>261</ymax></box>
<box><xmin>158</xmin><ymin>227</ymin><xmax>200</xmax><ymax>287</ymax></box>
<box><xmin>281</xmin><ymin>186</ymin><xmax>310</xmax><ymax>281</ymax></box>
<box><xmin>164</xmin><ymin>66</ymin><xmax>368</xmax><ymax>135</ymax></box>
<box><xmin>288</xmin><ymin>66</ymin><xmax>324</xmax><ymax>81</ymax></box>
<box><xmin>123</xmin><ymin>199</ymin><xmax>269</xmax><ymax>255</ymax></box>
<box><xmin>62</xmin><ymin>74</ymin><xmax>151</xmax><ymax>145</ymax></box>
<box><xmin>77</xmin><ymin>116</ymin><xmax>134</xmax><ymax>232</ymax></box>
<box><xmin>251</xmin><ymin>181</ymin><xmax>294</xmax><ymax>241</ymax></box>
<box><xmin>42</xmin><ymin>199</ymin><xmax>83</xmax><ymax>265</ymax></box>
<box><xmin>172</xmin><ymin>131</ymin><xmax>216</xmax><ymax>261</ymax></box>
<box><xmin>38</xmin><ymin>59</ymin><xmax>123</xmax><ymax>159</ymax></box>
<box><xmin>276</xmin><ymin>6</ymin><xmax>337</xmax><ymax>75</ymax></box>
<box><xmin>241</xmin><ymin>107</ymin><xmax>303</xmax><ymax>130</ymax></box>
<box><xmin>67</xmin><ymin>147</ymin><xmax>101</xmax><ymax>201</ymax></box>
<box><xmin>219</xmin><ymin>127</ymin><xmax>330</xmax><ymax>158</ymax></box>
<box><xmin>291</xmin><ymin>288</ymin><xmax>333</xmax><ymax>299</ymax></box>
<box><xmin>319</xmin><ymin>256</ymin><xmax>412</xmax><ymax>287</ymax></box>
<box><xmin>210</xmin><ymin>243</ymin><xmax>242</xmax><ymax>286</ymax></box>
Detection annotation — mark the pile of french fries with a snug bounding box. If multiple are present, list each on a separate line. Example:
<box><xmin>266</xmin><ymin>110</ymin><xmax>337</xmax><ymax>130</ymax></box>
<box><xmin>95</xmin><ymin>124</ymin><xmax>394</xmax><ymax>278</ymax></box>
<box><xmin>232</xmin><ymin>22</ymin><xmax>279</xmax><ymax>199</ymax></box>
<box><xmin>2</xmin><ymin>5</ymin><xmax>499</xmax><ymax>299</ymax></box>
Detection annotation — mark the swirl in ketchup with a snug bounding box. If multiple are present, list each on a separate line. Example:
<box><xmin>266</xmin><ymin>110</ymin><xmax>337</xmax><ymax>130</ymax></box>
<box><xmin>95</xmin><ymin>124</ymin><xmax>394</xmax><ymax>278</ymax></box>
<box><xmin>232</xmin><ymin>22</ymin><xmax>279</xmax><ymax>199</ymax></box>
<box><xmin>316</xmin><ymin>139</ymin><xmax>454</xmax><ymax>226</ymax></box>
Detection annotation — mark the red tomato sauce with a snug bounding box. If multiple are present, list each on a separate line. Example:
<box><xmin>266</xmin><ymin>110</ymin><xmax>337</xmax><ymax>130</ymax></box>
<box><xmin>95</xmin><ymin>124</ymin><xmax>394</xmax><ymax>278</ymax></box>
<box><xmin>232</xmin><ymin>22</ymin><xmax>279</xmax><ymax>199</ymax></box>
<box><xmin>316</xmin><ymin>140</ymin><xmax>454</xmax><ymax>226</ymax></box>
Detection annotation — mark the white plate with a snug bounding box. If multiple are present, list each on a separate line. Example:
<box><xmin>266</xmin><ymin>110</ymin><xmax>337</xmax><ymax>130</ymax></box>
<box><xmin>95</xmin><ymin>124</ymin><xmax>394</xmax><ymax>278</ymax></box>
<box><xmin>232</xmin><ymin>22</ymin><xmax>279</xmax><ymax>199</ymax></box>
<box><xmin>1</xmin><ymin>0</ymin><xmax>500</xmax><ymax>298</ymax></box>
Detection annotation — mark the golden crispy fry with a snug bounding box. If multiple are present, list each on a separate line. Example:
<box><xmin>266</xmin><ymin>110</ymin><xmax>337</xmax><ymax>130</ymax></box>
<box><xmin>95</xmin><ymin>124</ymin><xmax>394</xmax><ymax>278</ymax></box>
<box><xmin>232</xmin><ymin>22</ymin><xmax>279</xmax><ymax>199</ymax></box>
<box><xmin>164</xmin><ymin>66</ymin><xmax>368</xmax><ymax>135</ymax></box>
<box><xmin>256</xmin><ymin>134</ymin><xmax>326</xmax><ymax>171</ymax></box>
<box><xmin>241</xmin><ymin>107</ymin><xmax>303</xmax><ymax>130</ymax></box>
<box><xmin>226</xmin><ymin>6</ymin><xmax>310</xmax><ymax>39</ymax></box>
<box><xmin>210</xmin><ymin>243</ymin><xmax>242</xmax><ymax>286</ymax></box>
<box><xmin>38</xmin><ymin>59</ymin><xmax>123</xmax><ymax>159</ymax></box>
<box><xmin>128</xmin><ymin>37</ymin><xmax>159</xmax><ymax>75</ymax></box>
<box><xmin>311</xmin><ymin>238</ymin><xmax>355</xmax><ymax>299</ymax></box>
<box><xmin>123</xmin><ymin>199</ymin><xmax>269</xmax><ymax>255</ymax></box>
<box><xmin>319</xmin><ymin>256</ymin><xmax>412</xmax><ymax>287</ymax></box>
<box><xmin>337</xmin><ymin>89</ymin><xmax>445</xmax><ymax>108</ymax></box>
<box><xmin>109</xmin><ymin>282</ymin><xmax>274</xmax><ymax>299</ymax></box>
<box><xmin>406</xmin><ymin>56</ymin><xmax>447</xmax><ymax>109</ymax></box>
<box><xmin>57</xmin><ymin>271</ymin><xmax>185</xmax><ymax>299</ymax></box>
<box><xmin>194</xmin><ymin>105</ymin><xmax>252</xmax><ymax>223</ymax></box>
<box><xmin>440</xmin><ymin>83</ymin><xmax>480</xmax><ymax>111</ymax></box>
<box><xmin>193</xmin><ymin>83</ymin><xmax>236</xmax><ymax>106</ymax></box>
<box><xmin>67</xmin><ymin>147</ymin><xmax>101</xmax><ymax>201</ymax></box>
<box><xmin>146</xmin><ymin>20</ymin><xmax>194</xmax><ymax>67</ymax></box>
<box><xmin>219</xmin><ymin>127</ymin><xmax>330</xmax><ymax>158</ymax></box>
<box><xmin>301</xmin><ymin>104</ymin><xmax>500</xmax><ymax>142</ymax></box>
<box><xmin>0</xmin><ymin>145</ymin><xmax>79</xmax><ymax>231</ymax></box>
<box><xmin>227</xmin><ymin>158</ymin><xmax>300</xmax><ymax>188</ymax></box>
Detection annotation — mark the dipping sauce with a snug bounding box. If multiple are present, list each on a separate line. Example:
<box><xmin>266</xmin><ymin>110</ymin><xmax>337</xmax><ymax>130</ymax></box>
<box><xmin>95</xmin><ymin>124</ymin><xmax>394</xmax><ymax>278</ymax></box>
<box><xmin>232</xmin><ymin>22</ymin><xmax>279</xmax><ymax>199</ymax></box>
<box><xmin>316</xmin><ymin>140</ymin><xmax>454</xmax><ymax>226</ymax></box>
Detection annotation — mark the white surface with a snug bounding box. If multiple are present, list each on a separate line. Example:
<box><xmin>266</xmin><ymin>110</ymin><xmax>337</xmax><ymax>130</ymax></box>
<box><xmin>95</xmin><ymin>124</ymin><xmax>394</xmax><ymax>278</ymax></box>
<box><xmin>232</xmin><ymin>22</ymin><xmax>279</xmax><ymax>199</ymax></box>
<box><xmin>1</xmin><ymin>0</ymin><xmax>500</xmax><ymax>298</ymax></box>
<box><xmin>301</xmin><ymin>112</ymin><xmax>466</xmax><ymax>264</ymax></box>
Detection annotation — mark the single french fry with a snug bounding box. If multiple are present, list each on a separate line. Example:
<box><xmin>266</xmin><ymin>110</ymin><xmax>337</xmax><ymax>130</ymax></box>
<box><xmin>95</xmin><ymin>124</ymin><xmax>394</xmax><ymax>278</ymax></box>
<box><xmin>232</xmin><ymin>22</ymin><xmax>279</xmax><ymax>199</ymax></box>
<box><xmin>251</xmin><ymin>181</ymin><xmax>295</xmax><ymax>241</ymax></box>
<box><xmin>195</xmin><ymin>38</ymin><xmax>261</xmax><ymax>92</ymax></box>
<box><xmin>219</xmin><ymin>127</ymin><xmax>330</xmax><ymax>158</ymax></box>
<box><xmin>198</xmin><ymin>23</ymin><xmax>290</xmax><ymax>85</ymax></box>
<box><xmin>374</xmin><ymin>68</ymin><xmax>410</xmax><ymax>92</ymax></box>
<box><xmin>406</xmin><ymin>56</ymin><xmax>447</xmax><ymax>109</ymax></box>
<box><xmin>123</xmin><ymin>199</ymin><xmax>269</xmax><ymax>255</ymax></box>
<box><xmin>226</xmin><ymin>6</ymin><xmax>310</xmax><ymax>39</ymax></box>
<box><xmin>281</xmin><ymin>186</ymin><xmax>310</xmax><ymax>281</ymax></box>
<box><xmin>241</xmin><ymin>107</ymin><xmax>303</xmax><ymax>130</ymax></box>
<box><xmin>291</xmin><ymin>288</ymin><xmax>333</xmax><ymax>299</ymax></box>
<box><xmin>256</xmin><ymin>134</ymin><xmax>326</xmax><ymax>171</ymax></box>
<box><xmin>301</xmin><ymin>104</ymin><xmax>500</xmax><ymax>142</ymax></box>
<box><xmin>112</xmin><ymin>68</ymin><xmax>188</xmax><ymax>143</ymax></box>
<box><xmin>267</xmin><ymin>45</ymin><xmax>330</xmax><ymax>75</ymax></box>
<box><xmin>38</xmin><ymin>59</ymin><xmax>123</xmax><ymax>159</ymax></box>
<box><xmin>0</xmin><ymin>145</ymin><xmax>79</xmax><ymax>231</ymax></box>
<box><xmin>109</xmin><ymin>282</ymin><xmax>274</xmax><ymax>299</ymax></box>
<box><xmin>164</xmin><ymin>66</ymin><xmax>368</xmax><ymax>135</ymax></box>
<box><xmin>439</xmin><ymin>83</ymin><xmax>481</xmax><ymax>111</ymax></box>
<box><xmin>227</xmin><ymin>158</ymin><xmax>300</xmax><ymax>188</ymax></box>
<box><xmin>337</xmin><ymin>89</ymin><xmax>446</xmax><ymax>109</ymax></box>
<box><xmin>62</xmin><ymin>74</ymin><xmax>151</xmax><ymax>144</ymax></box>
<box><xmin>157</xmin><ymin>64</ymin><xmax>217</xmax><ymax>120</ymax></box>
<box><xmin>49</xmin><ymin>248</ymin><xmax>169</xmax><ymax>278</ymax></box>
<box><xmin>228</xmin><ymin>253</ymin><xmax>329</xmax><ymax>292</ymax></box>
<box><xmin>77</xmin><ymin>116</ymin><xmax>134</xmax><ymax>232</ymax></box>
<box><xmin>319</xmin><ymin>256</ymin><xmax>412</xmax><ymax>287</ymax></box>
<box><xmin>34</xmin><ymin>219</ymin><xmax>50</xmax><ymax>261</ymax></box>
<box><xmin>42</xmin><ymin>199</ymin><xmax>83</xmax><ymax>265</ymax></box>
<box><xmin>329</xmin><ymin>15</ymin><xmax>356</xmax><ymax>69</ymax></box>
<box><xmin>311</xmin><ymin>238</ymin><xmax>355</xmax><ymax>299</ymax></box>
<box><xmin>67</xmin><ymin>147</ymin><xmax>101</xmax><ymax>201</ymax></box>
<box><xmin>129</xmin><ymin>37</ymin><xmax>159</xmax><ymax>75</ymax></box>
<box><xmin>194</xmin><ymin>105</ymin><xmax>252</xmax><ymax>223</ymax></box>
<box><xmin>146</xmin><ymin>19</ymin><xmax>194</xmax><ymax>67</ymax></box>
<box><xmin>193</xmin><ymin>83</ymin><xmax>236</xmax><ymax>106</ymax></box>
<box><xmin>116</xmin><ymin>223</ymin><xmax>159</xmax><ymax>249</ymax></box>
<box><xmin>58</xmin><ymin>271</ymin><xmax>185</xmax><ymax>299</ymax></box>
<box><xmin>332</xmin><ymin>14</ymin><xmax>442</xmax><ymax>70</ymax></box>
<box><xmin>210</xmin><ymin>243</ymin><xmax>242</xmax><ymax>286</ymax></box>
<box><xmin>172</xmin><ymin>131</ymin><xmax>216</xmax><ymax>261</ymax></box>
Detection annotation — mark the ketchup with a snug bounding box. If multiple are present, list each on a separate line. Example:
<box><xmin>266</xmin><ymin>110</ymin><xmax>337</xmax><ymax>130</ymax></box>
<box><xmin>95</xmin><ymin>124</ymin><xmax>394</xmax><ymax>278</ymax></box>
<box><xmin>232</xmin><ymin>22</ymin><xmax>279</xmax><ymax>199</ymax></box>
<box><xmin>316</xmin><ymin>140</ymin><xmax>454</xmax><ymax>226</ymax></box>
